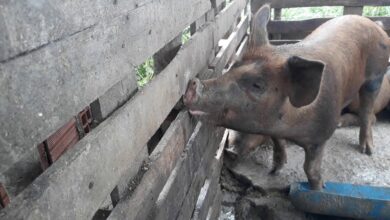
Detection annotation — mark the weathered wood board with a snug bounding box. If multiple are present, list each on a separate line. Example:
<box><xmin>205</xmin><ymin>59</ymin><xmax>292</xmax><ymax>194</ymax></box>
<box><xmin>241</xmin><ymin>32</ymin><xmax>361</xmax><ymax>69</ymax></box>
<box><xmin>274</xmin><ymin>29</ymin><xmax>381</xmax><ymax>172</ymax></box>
<box><xmin>0</xmin><ymin>0</ymin><xmax>211</xmax><ymax>184</ymax></box>
<box><xmin>268</xmin><ymin>17</ymin><xmax>390</xmax><ymax>34</ymax></box>
<box><xmin>0</xmin><ymin>21</ymin><xmax>215</xmax><ymax>219</ymax></box>
<box><xmin>252</xmin><ymin>0</ymin><xmax>390</xmax><ymax>12</ymax></box>
<box><xmin>108</xmin><ymin>112</ymin><xmax>195</xmax><ymax>220</ymax></box>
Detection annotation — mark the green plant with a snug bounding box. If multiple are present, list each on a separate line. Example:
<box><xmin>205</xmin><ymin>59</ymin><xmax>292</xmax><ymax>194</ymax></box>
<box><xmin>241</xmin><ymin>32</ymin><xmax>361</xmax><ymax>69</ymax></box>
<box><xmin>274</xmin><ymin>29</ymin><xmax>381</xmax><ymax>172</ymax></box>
<box><xmin>281</xmin><ymin>6</ymin><xmax>343</xmax><ymax>20</ymax></box>
<box><xmin>281</xmin><ymin>6</ymin><xmax>390</xmax><ymax>20</ymax></box>
<box><xmin>136</xmin><ymin>58</ymin><xmax>154</xmax><ymax>87</ymax></box>
<box><xmin>182</xmin><ymin>27</ymin><xmax>191</xmax><ymax>44</ymax></box>
<box><xmin>363</xmin><ymin>6</ymin><xmax>390</xmax><ymax>16</ymax></box>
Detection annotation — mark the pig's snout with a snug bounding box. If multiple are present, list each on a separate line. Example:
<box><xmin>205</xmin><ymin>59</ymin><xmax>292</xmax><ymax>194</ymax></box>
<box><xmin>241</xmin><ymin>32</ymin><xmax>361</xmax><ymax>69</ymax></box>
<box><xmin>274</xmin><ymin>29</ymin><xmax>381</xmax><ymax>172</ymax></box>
<box><xmin>183</xmin><ymin>78</ymin><xmax>203</xmax><ymax>106</ymax></box>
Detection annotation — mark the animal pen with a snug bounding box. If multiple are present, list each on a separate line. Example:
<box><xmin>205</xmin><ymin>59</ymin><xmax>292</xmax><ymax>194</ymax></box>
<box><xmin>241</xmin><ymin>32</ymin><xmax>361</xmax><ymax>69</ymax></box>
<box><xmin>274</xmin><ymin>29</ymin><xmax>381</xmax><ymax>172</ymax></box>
<box><xmin>1</xmin><ymin>0</ymin><xmax>390</xmax><ymax>220</ymax></box>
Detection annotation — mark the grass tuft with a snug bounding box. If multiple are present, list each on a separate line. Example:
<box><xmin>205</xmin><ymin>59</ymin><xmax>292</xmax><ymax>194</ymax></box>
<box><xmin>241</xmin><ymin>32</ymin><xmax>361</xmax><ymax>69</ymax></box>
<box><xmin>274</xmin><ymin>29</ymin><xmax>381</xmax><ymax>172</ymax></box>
<box><xmin>136</xmin><ymin>58</ymin><xmax>154</xmax><ymax>87</ymax></box>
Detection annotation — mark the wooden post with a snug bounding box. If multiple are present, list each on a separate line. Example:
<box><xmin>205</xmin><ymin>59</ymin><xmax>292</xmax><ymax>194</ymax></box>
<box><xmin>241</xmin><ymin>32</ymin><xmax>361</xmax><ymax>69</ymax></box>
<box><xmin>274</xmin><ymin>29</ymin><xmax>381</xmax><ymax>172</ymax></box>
<box><xmin>273</xmin><ymin>8</ymin><xmax>282</xmax><ymax>40</ymax></box>
<box><xmin>343</xmin><ymin>6</ymin><xmax>363</xmax><ymax>15</ymax></box>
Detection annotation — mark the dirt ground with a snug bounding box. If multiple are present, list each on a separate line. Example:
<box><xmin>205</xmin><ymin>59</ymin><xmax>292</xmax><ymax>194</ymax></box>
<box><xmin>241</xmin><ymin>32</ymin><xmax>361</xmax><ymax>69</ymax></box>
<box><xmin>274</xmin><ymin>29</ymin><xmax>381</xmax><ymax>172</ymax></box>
<box><xmin>219</xmin><ymin>112</ymin><xmax>390</xmax><ymax>220</ymax></box>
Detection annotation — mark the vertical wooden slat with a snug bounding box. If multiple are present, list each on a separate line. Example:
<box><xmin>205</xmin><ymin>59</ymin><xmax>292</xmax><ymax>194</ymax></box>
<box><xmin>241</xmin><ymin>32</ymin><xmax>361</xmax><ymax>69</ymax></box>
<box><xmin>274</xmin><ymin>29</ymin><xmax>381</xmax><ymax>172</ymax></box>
<box><xmin>343</xmin><ymin>6</ymin><xmax>363</xmax><ymax>15</ymax></box>
<box><xmin>274</xmin><ymin>8</ymin><xmax>282</xmax><ymax>20</ymax></box>
<box><xmin>273</xmin><ymin>8</ymin><xmax>282</xmax><ymax>40</ymax></box>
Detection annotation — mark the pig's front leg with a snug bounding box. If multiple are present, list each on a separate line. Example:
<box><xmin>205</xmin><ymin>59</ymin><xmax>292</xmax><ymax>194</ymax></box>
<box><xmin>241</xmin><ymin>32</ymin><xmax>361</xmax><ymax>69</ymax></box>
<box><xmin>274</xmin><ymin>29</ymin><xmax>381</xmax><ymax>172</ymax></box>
<box><xmin>270</xmin><ymin>138</ymin><xmax>287</xmax><ymax>175</ymax></box>
<box><xmin>303</xmin><ymin>143</ymin><xmax>326</xmax><ymax>190</ymax></box>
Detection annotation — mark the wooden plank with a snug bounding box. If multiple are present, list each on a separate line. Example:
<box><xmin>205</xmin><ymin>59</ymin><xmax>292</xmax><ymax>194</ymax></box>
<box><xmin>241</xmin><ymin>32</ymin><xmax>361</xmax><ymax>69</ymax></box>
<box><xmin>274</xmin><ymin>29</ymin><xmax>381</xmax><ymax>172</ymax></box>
<box><xmin>109</xmin><ymin>144</ymin><xmax>148</xmax><ymax>206</ymax></box>
<box><xmin>272</xmin><ymin>8</ymin><xmax>282</xmax><ymax>40</ymax></box>
<box><xmin>191</xmin><ymin>14</ymin><xmax>207</xmax><ymax>35</ymax></box>
<box><xmin>175</xmin><ymin>128</ymin><xmax>226</xmax><ymax>220</ymax></box>
<box><xmin>252</xmin><ymin>0</ymin><xmax>390</xmax><ymax>12</ymax></box>
<box><xmin>205</xmin><ymin>188</ymin><xmax>222</xmax><ymax>220</ymax></box>
<box><xmin>274</xmin><ymin>8</ymin><xmax>282</xmax><ymax>20</ymax></box>
<box><xmin>211</xmin><ymin>14</ymin><xmax>249</xmax><ymax>74</ymax></box>
<box><xmin>0</xmin><ymin>0</ymin><xmax>136</xmax><ymax>61</ymax></box>
<box><xmin>0</xmin><ymin>0</ymin><xmax>211</xmax><ymax>187</ymax></box>
<box><xmin>268</xmin><ymin>17</ymin><xmax>390</xmax><ymax>34</ymax></box>
<box><xmin>91</xmin><ymin>72</ymin><xmax>138</xmax><ymax>122</ymax></box>
<box><xmin>204</xmin><ymin>131</ymin><xmax>228</xmax><ymax>220</ymax></box>
<box><xmin>234</xmin><ymin>36</ymin><xmax>249</xmax><ymax>61</ymax></box>
<box><xmin>152</xmin><ymin>122</ymin><xmax>209</xmax><ymax>220</ymax></box>
<box><xmin>343</xmin><ymin>6</ymin><xmax>363</xmax><ymax>15</ymax></box>
<box><xmin>108</xmin><ymin>112</ymin><xmax>195</xmax><ymax>220</ymax></box>
<box><xmin>151</xmin><ymin>123</ymin><xmax>224</xmax><ymax>220</ymax></box>
<box><xmin>191</xmin><ymin>176</ymin><xmax>219</xmax><ymax>220</ymax></box>
<box><xmin>225</xmin><ymin>36</ymin><xmax>249</xmax><ymax>72</ymax></box>
<box><xmin>210</xmin><ymin>0</ymin><xmax>226</xmax><ymax>17</ymax></box>
<box><xmin>214</xmin><ymin>0</ymin><xmax>247</xmax><ymax>46</ymax></box>
<box><xmin>0</xmin><ymin>0</ymin><xmax>210</xmax><ymax>62</ymax></box>
<box><xmin>0</xmin><ymin>22</ymin><xmax>215</xmax><ymax>220</ymax></box>
<box><xmin>191</xmin><ymin>130</ymin><xmax>226</xmax><ymax>220</ymax></box>
<box><xmin>0</xmin><ymin>151</ymin><xmax>42</xmax><ymax>198</ymax></box>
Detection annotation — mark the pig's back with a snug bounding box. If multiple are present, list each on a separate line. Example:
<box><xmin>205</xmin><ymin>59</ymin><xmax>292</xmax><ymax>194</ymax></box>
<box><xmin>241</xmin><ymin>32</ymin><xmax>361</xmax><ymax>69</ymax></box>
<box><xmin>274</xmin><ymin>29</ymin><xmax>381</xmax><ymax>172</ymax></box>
<box><xmin>304</xmin><ymin>15</ymin><xmax>387</xmax><ymax>49</ymax></box>
<box><xmin>301</xmin><ymin>15</ymin><xmax>390</xmax><ymax>109</ymax></box>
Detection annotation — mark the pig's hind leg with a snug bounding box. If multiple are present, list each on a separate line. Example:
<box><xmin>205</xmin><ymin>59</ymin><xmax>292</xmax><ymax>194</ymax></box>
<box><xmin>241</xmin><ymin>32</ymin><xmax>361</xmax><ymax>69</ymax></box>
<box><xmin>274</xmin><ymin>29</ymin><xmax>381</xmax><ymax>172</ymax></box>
<box><xmin>269</xmin><ymin>138</ymin><xmax>287</xmax><ymax>175</ymax></box>
<box><xmin>358</xmin><ymin>77</ymin><xmax>382</xmax><ymax>155</ymax></box>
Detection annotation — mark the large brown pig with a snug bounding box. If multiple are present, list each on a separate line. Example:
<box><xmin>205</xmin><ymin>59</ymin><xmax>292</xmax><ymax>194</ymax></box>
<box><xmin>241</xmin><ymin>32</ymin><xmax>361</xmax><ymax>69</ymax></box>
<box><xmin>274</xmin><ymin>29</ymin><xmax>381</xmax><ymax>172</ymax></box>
<box><xmin>228</xmin><ymin>70</ymin><xmax>390</xmax><ymax>159</ymax></box>
<box><xmin>183</xmin><ymin>4</ymin><xmax>390</xmax><ymax>190</ymax></box>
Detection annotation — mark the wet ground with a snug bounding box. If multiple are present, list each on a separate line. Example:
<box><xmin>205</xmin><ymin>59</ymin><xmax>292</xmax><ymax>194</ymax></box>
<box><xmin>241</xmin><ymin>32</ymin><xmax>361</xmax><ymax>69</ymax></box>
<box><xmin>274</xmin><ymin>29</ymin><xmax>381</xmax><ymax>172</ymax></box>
<box><xmin>219</xmin><ymin>113</ymin><xmax>390</xmax><ymax>220</ymax></box>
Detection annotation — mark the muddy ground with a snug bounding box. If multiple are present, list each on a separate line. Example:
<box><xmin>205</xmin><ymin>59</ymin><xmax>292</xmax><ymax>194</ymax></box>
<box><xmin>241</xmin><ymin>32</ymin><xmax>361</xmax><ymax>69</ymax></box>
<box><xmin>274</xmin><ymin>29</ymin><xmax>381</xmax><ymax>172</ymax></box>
<box><xmin>219</xmin><ymin>113</ymin><xmax>390</xmax><ymax>220</ymax></box>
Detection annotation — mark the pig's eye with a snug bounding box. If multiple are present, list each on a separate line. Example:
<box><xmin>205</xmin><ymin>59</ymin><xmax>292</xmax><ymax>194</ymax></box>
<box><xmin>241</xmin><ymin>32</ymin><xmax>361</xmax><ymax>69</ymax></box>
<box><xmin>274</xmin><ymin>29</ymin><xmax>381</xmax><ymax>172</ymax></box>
<box><xmin>232</xmin><ymin>61</ymin><xmax>243</xmax><ymax>68</ymax></box>
<box><xmin>250</xmin><ymin>81</ymin><xmax>266</xmax><ymax>93</ymax></box>
<box><xmin>253</xmin><ymin>83</ymin><xmax>262</xmax><ymax>89</ymax></box>
<box><xmin>238</xmin><ymin>75</ymin><xmax>267</xmax><ymax>95</ymax></box>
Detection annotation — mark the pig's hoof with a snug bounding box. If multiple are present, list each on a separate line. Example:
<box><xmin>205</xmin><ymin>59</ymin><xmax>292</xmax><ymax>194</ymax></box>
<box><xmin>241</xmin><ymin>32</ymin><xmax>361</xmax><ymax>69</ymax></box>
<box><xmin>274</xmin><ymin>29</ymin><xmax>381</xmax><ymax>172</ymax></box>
<box><xmin>360</xmin><ymin>145</ymin><xmax>373</xmax><ymax>156</ymax></box>
<box><xmin>308</xmin><ymin>180</ymin><xmax>324</xmax><ymax>191</ymax></box>
<box><xmin>310</xmin><ymin>183</ymin><xmax>324</xmax><ymax>191</ymax></box>
<box><xmin>360</xmin><ymin>145</ymin><xmax>367</xmax><ymax>154</ymax></box>
<box><xmin>365</xmin><ymin>147</ymin><xmax>373</xmax><ymax>156</ymax></box>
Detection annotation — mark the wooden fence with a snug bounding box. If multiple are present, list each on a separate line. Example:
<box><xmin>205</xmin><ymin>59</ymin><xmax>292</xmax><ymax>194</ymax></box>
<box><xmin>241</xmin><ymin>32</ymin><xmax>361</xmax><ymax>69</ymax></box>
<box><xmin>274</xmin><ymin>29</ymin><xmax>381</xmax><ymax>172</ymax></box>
<box><xmin>0</xmin><ymin>0</ymin><xmax>250</xmax><ymax>219</ymax></box>
<box><xmin>251</xmin><ymin>0</ymin><xmax>390</xmax><ymax>43</ymax></box>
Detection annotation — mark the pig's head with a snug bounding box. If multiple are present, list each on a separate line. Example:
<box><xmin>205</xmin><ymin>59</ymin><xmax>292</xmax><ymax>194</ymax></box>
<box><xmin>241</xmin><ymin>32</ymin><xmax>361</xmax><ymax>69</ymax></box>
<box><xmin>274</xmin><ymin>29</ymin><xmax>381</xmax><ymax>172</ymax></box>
<box><xmin>183</xmin><ymin>5</ymin><xmax>324</xmax><ymax>135</ymax></box>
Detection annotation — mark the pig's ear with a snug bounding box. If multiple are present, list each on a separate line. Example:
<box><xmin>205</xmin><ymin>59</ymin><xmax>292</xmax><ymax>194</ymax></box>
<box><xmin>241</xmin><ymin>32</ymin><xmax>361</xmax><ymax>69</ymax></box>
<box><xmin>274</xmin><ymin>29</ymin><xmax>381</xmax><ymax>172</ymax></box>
<box><xmin>286</xmin><ymin>56</ymin><xmax>324</xmax><ymax>108</ymax></box>
<box><xmin>249</xmin><ymin>4</ymin><xmax>271</xmax><ymax>47</ymax></box>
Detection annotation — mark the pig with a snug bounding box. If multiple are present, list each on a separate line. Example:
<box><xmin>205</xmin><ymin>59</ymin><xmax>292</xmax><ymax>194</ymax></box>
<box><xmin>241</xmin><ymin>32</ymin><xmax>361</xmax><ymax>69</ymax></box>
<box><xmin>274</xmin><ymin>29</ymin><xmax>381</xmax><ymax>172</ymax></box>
<box><xmin>339</xmin><ymin>69</ymin><xmax>390</xmax><ymax>127</ymax></box>
<box><xmin>183</xmin><ymin>4</ymin><xmax>390</xmax><ymax>190</ymax></box>
<box><xmin>230</xmin><ymin>69</ymin><xmax>390</xmax><ymax>158</ymax></box>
